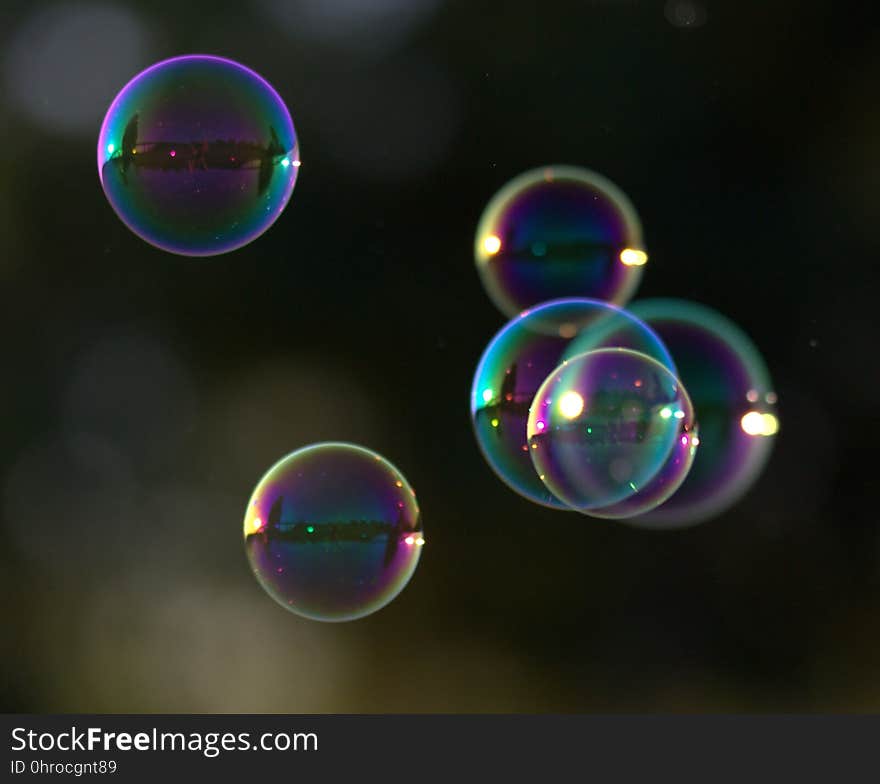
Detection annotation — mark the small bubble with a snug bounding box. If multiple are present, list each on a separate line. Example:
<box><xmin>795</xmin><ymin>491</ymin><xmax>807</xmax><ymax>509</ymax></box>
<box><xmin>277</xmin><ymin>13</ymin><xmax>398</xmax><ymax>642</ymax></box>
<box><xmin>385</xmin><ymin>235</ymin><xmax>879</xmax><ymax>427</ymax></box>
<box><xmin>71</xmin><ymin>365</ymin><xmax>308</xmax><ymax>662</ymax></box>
<box><xmin>243</xmin><ymin>443</ymin><xmax>423</xmax><ymax>622</ymax></box>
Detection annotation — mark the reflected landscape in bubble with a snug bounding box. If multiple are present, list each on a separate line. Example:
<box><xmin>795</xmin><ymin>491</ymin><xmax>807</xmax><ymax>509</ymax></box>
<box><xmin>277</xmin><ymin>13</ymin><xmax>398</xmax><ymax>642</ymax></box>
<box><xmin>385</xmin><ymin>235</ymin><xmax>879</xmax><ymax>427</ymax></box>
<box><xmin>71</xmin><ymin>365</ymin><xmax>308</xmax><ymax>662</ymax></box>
<box><xmin>244</xmin><ymin>443</ymin><xmax>423</xmax><ymax>622</ymax></box>
<box><xmin>98</xmin><ymin>54</ymin><xmax>299</xmax><ymax>256</ymax></box>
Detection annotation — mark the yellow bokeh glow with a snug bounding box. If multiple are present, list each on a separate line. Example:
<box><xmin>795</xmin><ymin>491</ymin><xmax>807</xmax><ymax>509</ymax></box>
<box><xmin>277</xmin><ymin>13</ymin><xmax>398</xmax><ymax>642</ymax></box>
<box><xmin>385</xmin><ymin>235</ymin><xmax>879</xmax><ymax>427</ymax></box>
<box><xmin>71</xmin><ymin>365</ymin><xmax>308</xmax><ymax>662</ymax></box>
<box><xmin>558</xmin><ymin>391</ymin><xmax>585</xmax><ymax>419</ymax></box>
<box><xmin>619</xmin><ymin>248</ymin><xmax>648</xmax><ymax>267</ymax></box>
<box><xmin>482</xmin><ymin>235</ymin><xmax>502</xmax><ymax>255</ymax></box>
<box><xmin>740</xmin><ymin>411</ymin><xmax>779</xmax><ymax>437</ymax></box>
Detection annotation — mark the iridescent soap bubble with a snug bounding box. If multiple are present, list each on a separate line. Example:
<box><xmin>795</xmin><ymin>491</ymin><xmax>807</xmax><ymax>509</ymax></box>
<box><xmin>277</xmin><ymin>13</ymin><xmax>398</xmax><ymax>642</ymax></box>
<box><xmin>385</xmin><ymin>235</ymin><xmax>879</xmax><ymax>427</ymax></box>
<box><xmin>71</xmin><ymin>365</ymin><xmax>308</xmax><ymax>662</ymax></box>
<box><xmin>474</xmin><ymin>166</ymin><xmax>646</xmax><ymax>319</ymax></box>
<box><xmin>243</xmin><ymin>443</ymin><xmax>423</xmax><ymax>622</ymax></box>
<box><xmin>527</xmin><ymin>349</ymin><xmax>698</xmax><ymax>513</ymax></box>
<box><xmin>98</xmin><ymin>55</ymin><xmax>299</xmax><ymax>256</ymax></box>
<box><xmin>625</xmin><ymin>299</ymin><xmax>779</xmax><ymax>528</ymax></box>
<box><xmin>471</xmin><ymin>299</ymin><xmax>674</xmax><ymax>509</ymax></box>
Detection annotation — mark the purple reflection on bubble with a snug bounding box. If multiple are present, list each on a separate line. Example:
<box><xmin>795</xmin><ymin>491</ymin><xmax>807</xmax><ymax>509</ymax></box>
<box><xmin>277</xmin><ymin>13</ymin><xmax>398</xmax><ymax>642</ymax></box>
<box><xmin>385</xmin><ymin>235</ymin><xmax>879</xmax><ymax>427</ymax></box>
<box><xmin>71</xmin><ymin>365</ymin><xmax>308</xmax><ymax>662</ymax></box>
<box><xmin>97</xmin><ymin>55</ymin><xmax>299</xmax><ymax>256</ymax></box>
<box><xmin>243</xmin><ymin>443</ymin><xmax>423</xmax><ymax>622</ymax></box>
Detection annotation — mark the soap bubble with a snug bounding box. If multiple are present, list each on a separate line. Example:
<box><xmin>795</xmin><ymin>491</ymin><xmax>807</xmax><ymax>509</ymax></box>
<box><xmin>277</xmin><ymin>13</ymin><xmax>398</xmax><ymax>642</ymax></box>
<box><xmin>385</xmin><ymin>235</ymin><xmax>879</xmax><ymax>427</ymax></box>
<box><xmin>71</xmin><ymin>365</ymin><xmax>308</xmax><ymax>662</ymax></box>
<box><xmin>243</xmin><ymin>443</ymin><xmax>423</xmax><ymax>622</ymax></box>
<box><xmin>527</xmin><ymin>349</ymin><xmax>698</xmax><ymax>514</ymax></box>
<box><xmin>474</xmin><ymin>166</ymin><xmax>646</xmax><ymax>319</ymax></box>
<box><xmin>471</xmin><ymin>299</ymin><xmax>674</xmax><ymax>509</ymax></box>
<box><xmin>626</xmin><ymin>299</ymin><xmax>779</xmax><ymax>528</ymax></box>
<box><xmin>98</xmin><ymin>54</ymin><xmax>299</xmax><ymax>256</ymax></box>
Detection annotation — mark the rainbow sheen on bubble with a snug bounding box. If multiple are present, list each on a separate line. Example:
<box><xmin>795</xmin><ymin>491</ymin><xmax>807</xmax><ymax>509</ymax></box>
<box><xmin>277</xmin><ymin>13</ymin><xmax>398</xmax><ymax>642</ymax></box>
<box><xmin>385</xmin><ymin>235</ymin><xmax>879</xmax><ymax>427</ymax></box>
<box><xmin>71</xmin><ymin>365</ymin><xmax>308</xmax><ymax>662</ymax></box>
<box><xmin>581</xmin><ymin>403</ymin><xmax>699</xmax><ymax>520</ymax></box>
<box><xmin>98</xmin><ymin>54</ymin><xmax>299</xmax><ymax>256</ymax></box>
<box><xmin>527</xmin><ymin>349</ymin><xmax>698</xmax><ymax>513</ymax></box>
<box><xmin>625</xmin><ymin>299</ymin><xmax>779</xmax><ymax>528</ymax></box>
<box><xmin>243</xmin><ymin>443</ymin><xmax>423</xmax><ymax>622</ymax></box>
<box><xmin>474</xmin><ymin>166</ymin><xmax>646</xmax><ymax>319</ymax></box>
<box><xmin>470</xmin><ymin>299</ymin><xmax>674</xmax><ymax>509</ymax></box>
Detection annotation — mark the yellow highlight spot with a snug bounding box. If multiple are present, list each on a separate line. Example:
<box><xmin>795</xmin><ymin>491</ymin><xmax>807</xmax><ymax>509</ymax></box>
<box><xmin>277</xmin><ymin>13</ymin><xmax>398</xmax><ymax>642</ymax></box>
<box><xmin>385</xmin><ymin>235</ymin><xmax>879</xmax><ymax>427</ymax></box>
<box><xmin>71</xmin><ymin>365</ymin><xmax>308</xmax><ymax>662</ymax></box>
<box><xmin>483</xmin><ymin>235</ymin><xmax>502</xmax><ymax>255</ymax></box>
<box><xmin>416</xmin><ymin>537</ymin><xmax>426</xmax><ymax>546</ymax></box>
<box><xmin>246</xmin><ymin>517</ymin><xmax>263</xmax><ymax>535</ymax></box>
<box><xmin>761</xmin><ymin>413</ymin><xmax>780</xmax><ymax>435</ymax></box>
<box><xmin>395</xmin><ymin>480</ymin><xmax>403</xmax><ymax>488</ymax></box>
<box><xmin>741</xmin><ymin>412</ymin><xmax>764</xmax><ymax>435</ymax></box>
<box><xmin>620</xmin><ymin>248</ymin><xmax>648</xmax><ymax>267</ymax></box>
<box><xmin>131</xmin><ymin>148</ymin><xmax>137</xmax><ymax>154</ymax></box>
<box><xmin>490</xmin><ymin>418</ymin><xmax>499</xmax><ymax>428</ymax></box>
<box><xmin>558</xmin><ymin>391</ymin><xmax>584</xmax><ymax>419</ymax></box>
<box><xmin>741</xmin><ymin>411</ymin><xmax>780</xmax><ymax>437</ymax></box>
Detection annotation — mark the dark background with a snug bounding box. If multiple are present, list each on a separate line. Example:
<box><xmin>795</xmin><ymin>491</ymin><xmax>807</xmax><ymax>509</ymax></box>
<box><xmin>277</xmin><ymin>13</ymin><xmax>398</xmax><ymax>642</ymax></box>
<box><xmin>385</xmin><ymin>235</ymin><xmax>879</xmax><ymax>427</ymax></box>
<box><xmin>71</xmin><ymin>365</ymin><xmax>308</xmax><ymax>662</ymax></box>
<box><xmin>1</xmin><ymin>0</ymin><xmax>877</xmax><ymax>712</ymax></box>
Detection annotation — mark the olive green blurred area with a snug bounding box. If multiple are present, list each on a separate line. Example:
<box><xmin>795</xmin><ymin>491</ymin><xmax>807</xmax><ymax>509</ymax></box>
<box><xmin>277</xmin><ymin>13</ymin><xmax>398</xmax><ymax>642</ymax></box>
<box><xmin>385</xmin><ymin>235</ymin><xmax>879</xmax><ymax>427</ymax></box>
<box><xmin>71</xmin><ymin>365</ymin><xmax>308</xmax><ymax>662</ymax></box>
<box><xmin>1</xmin><ymin>0</ymin><xmax>878</xmax><ymax>712</ymax></box>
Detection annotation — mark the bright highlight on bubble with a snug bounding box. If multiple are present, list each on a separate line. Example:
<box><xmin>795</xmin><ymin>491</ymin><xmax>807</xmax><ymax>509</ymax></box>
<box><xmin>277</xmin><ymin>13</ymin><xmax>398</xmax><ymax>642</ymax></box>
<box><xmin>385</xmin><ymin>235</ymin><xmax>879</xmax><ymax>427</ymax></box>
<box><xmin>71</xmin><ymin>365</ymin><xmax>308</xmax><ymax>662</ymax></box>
<box><xmin>470</xmin><ymin>298</ymin><xmax>675</xmax><ymax>509</ymax></box>
<box><xmin>741</xmin><ymin>411</ymin><xmax>779</xmax><ymax>437</ymax></box>
<box><xmin>483</xmin><ymin>235</ymin><xmax>502</xmax><ymax>255</ymax></box>
<box><xmin>558</xmin><ymin>390</ymin><xmax>584</xmax><ymax>419</ymax></box>
<box><xmin>243</xmin><ymin>443</ymin><xmax>422</xmax><ymax>622</ymax></box>
<box><xmin>98</xmin><ymin>54</ymin><xmax>300</xmax><ymax>256</ymax></box>
<box><xmin>620</xmin><ymin>248</ymin><xmax>648</xmax><ymax>267</ymax></box>
<box><xmin>474</xmin><ymin>166</ymin><xmax>646</xmax><ymax>319</ymax></box>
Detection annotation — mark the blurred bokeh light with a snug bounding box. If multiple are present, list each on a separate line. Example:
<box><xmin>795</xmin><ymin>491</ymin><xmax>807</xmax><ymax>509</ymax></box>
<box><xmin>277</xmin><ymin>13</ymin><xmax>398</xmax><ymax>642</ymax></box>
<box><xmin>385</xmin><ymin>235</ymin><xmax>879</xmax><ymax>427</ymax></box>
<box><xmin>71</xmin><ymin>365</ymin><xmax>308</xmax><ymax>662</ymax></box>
<box><xmin>255</xmin><ymin>0</ymin><xmax>441</xmax><ymax>58</ymax></box>
<box><xmin>3</xmin><ymin>3</ymin><xmax>156</xmax><ymax>135</ymax></box>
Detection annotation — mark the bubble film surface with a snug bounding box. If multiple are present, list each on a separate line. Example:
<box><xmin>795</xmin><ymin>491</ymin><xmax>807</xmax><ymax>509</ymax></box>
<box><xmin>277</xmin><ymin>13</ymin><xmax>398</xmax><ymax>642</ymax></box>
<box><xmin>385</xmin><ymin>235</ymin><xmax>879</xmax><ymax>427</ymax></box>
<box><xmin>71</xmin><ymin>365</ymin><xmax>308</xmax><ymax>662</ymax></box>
<box><xmin>98</xmin><ymin>55</ymin><xmax>299</xmax><ymax>256</ymax></box>
<box><xmin>474</xmin><ymin>166</ymin><xmax>646</xmax><ymax>319</ymax></box>
<box><xmin>582</xmin><ymin>404</ymin><xmax>699</xmax><ymax>520</ymax></box>
<box><xmin>243</xmin><ymin>443</ymin><xmax>423</xmax><ymax>622</ymax></box>
<box><xmin>471</xmin><ymin>299</ymin><xmax>674</xmax><ymax>509</ymax></box>
<box><xmin>527</xmin><ymin>349</ymin><xmax>698</xmax><ymax>513</ymax></box>
<box><xmin>626</xmin><ymin>299</ymin><xmax>779</xmax><ymax>528</ymax></box>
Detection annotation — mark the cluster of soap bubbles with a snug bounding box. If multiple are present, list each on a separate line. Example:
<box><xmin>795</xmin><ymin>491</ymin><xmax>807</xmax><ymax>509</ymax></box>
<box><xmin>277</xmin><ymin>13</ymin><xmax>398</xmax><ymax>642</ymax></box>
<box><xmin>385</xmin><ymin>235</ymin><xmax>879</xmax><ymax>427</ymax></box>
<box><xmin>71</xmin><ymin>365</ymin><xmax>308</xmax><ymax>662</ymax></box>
<box><xmin>98</xmin><ymin>57</ymin><xmax>423</xmax><ymax>622</ymax></box>
<box><xmin>471</xmin><ymin>165</ymin><xmax>779</xmax><ymax>527</ymax></box>
<box><xmin>95</xmin><ymin>54</ymin><xmax>778</xmax><ymax>623</ymax></box>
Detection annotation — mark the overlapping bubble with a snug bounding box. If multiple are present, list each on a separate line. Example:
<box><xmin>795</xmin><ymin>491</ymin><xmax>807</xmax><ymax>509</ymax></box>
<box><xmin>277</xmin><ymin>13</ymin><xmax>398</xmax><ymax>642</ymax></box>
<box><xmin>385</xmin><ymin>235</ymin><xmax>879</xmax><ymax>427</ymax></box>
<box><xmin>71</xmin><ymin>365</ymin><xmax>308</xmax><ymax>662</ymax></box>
<box><xmin>98</xmin><ymin>54</ymin><xmax>299</xmax><ymax>256</ymax></box>
<box><xmin>625</xmin><ymin>299</ymin><xmax>779</xmax><ymax>528</ymax></box>
<box><xmin>470</xmin><ymin>299</ymin><xmax>674</xmax><ymax>508</ymax></box>
<box><xmin>474</xmin><ymin>165</ymin><xmax>646</xmax><ymax>319</ymax></box>
<box><xmin>527</xmin><ymin>349</ymin><xmax>698</xmax><ymax>514</ymax></box>
<box><xmin>243</xmin><ymin>443</ymin><xmax>423</xmax><ymax>622</ymax></box>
